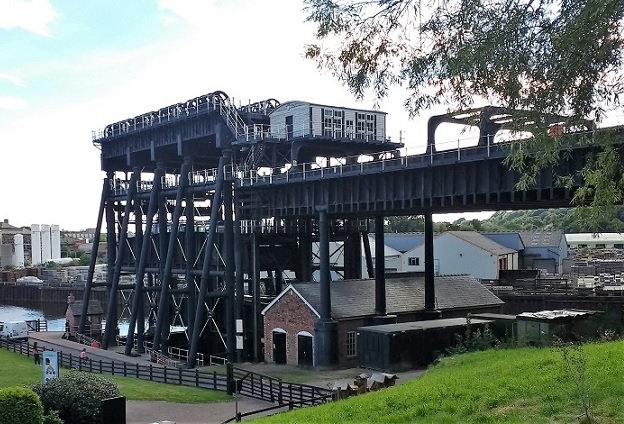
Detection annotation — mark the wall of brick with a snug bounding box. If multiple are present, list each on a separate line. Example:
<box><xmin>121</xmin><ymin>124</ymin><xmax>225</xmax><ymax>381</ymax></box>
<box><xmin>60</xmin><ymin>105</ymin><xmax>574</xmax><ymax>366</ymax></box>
<box><xmin>263</xmin><ymin>289</ymin><xmax>318</xmax><ymax>365</ymax></box>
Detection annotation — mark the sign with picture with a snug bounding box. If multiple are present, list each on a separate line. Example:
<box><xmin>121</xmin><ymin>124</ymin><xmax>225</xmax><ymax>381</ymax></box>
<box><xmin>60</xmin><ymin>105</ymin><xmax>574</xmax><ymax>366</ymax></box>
<box><xmin>43</xmin><ymin>351</ymin><xmax>59</xmax><ymax>382</ymax></box>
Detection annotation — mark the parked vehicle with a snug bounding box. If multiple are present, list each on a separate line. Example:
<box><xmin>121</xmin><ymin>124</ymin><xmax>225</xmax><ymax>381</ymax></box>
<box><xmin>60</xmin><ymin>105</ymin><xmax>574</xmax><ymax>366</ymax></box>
<box><xmin>0</xmin><ymin>321</ymin><xmax>29</xmax><ymax>341</ymax></box>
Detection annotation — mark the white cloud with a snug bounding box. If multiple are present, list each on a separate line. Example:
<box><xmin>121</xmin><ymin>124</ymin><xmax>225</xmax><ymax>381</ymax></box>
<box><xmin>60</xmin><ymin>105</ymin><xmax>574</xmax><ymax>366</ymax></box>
<box><xmin>0</xmin><ymin>72</ymin><xmax>25</xmax><ymax>86</ymax></box>
<box><xmin>0</xmin><ymin>96</ymin><xmax>27</xmax><ymax>109</ymax></box>
<box><xmin>0</xmin><ymin>0</ymin><xmax>58</xmax><ymax>37</ymax></box>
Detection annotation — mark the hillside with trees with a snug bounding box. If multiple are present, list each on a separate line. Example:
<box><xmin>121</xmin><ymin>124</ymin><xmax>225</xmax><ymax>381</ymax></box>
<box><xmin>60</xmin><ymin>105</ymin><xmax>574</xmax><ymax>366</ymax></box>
<box><xmin>385</xmin><ymin>207</ymin><xmax>624</xmax><ymax>233</ymax></box>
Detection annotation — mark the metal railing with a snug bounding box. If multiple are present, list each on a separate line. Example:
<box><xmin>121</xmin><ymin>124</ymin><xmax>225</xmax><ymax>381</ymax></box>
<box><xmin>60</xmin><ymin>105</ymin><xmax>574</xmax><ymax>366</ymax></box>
<box><xmin>103</xmin><ymin>124</ymin><xmax>623</xmax><ymax>195</ymax></box>
<box><xmin>219</xmin><ymin>100</ymin><xmax>248</xmax><ymax>139</ymax></box>
<box><xmin>1</xmin><ymin>339</ymin><xmax>227</xmax><ymax>391</ymax></box>
<box><xmin>1</xmin><ymin>339</ymin><xmax>332</xmax><ymax>409</ymax></box>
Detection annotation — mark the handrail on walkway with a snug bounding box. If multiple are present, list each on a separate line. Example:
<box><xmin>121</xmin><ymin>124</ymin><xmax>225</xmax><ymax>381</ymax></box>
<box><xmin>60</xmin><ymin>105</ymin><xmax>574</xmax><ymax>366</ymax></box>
<box><xmin>1</xmin><ymin>338</ymin><xmax>333</xmax><ymax>420</ymax></box>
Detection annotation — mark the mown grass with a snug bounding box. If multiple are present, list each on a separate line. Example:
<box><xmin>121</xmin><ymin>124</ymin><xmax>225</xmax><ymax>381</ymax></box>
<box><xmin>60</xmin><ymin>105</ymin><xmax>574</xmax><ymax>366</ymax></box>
<box><xmin>254</xmin><ymin>340</ymin><xmax>624</xmax><ymax>423</ymax></box>
<box><xmin>0</xmin><ymin>348</ymin><xmax>230</xmax><ymax>403</ymax></box>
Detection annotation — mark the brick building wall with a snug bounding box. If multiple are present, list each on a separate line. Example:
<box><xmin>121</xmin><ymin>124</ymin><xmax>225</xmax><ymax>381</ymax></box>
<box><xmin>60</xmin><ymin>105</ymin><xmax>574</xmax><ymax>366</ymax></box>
<box><xmin>263</xmin><ymin>289</ymin><xmax>318</xmax><ymax>365</ymax></box>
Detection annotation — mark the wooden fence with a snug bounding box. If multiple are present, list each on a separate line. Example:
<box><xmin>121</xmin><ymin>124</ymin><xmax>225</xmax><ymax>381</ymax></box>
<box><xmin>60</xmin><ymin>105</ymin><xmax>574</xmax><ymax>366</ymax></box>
<box><xmin>1</xmin><ymin>339</ymin><xmax>333</xmax><ymax>413</ymax></box>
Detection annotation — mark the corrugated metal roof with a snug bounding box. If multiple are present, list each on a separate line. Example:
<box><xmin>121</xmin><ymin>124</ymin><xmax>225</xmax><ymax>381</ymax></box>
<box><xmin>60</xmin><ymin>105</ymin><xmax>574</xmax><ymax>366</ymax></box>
<box><xmin>517</xmin><ymin>309</ymin><xmax>596</xmax><ymax>320</ymax></box>
<box><xmin>289</xmin><ymin>275</ymin><xmax>503</xmax><ymax>319</ymax></box>
<box><xmin>359</xmin><ymin>317</ymin><xmax>493</xmax><ymax>334</ymax></box>
<box><xmin>446</xmin><ymin>231</ymin><xmax>516</xmax><ymax>255</ymax></box>
<box><xmin>518</xmin><ymin>231</ymin><xmax>564</xmax><ymax>247</ymax></box>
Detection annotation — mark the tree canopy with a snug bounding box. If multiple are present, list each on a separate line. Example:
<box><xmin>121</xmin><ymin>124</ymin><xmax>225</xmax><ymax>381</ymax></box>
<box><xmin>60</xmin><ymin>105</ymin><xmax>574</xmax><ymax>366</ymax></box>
<box><xmin>304</xmin><ymin>0</ymin><xmax>624</xmax><ymax>226</ymax></box>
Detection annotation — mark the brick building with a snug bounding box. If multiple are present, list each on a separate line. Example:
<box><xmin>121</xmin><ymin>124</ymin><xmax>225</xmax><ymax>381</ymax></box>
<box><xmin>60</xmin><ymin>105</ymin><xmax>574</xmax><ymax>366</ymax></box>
<box><xmin>261</xmin><ymin>275</ymin><xmax>503</xmax><ymax>368</ymax></box>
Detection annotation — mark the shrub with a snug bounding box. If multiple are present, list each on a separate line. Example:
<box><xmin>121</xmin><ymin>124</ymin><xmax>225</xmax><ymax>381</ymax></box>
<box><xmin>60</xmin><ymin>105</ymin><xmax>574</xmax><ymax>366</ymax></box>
<box><xmin>33</xmin><ymin>371</ymin><xmax>120</xmax><ymax>424</ymax></box>
<box><xmin>0</xmin><ymin>386</ymin><xmax>44</xmax><ymax>424</ymax></box>
<box><xmin>43</xmin><ymin>410</ymin><xmax>63</xmax><ymax>424</ymax></box>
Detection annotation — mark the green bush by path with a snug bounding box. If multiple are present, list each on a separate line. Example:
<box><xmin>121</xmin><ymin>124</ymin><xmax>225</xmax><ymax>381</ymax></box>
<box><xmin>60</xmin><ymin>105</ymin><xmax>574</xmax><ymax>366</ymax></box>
<box><xmin>33</xmin><ymin>372</ymin><xmax>120</xmax><ymax>424</ymax></box>
<box><xmin>254</xmin><ymin>341</ymin><xmax>624</xmax><ymax>424</ymax></box>
<box><xmin>0</xmin><ymin>386</ymin><xmax>44</xmax><ymax>424</ymax></box>
<box><xmin>0</xmin><ymin>348</ymin><xmax>229</xmax><ymax>403</ymax></box>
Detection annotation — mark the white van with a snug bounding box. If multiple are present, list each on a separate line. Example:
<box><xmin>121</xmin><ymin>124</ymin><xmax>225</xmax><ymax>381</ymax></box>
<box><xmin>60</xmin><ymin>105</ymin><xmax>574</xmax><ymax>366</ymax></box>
<box><xmin>0</xmin><ymin>321</ymin><xmax>29</xmax><ymax>341</ymax></box>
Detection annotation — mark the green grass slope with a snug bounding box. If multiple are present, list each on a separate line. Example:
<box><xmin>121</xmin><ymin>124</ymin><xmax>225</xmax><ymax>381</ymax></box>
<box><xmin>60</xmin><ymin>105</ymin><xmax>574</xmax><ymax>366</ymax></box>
<box><xmin>255</xmin><ymin>341</ymin><xmax>624</xmax><ymax>423</ymax></box>
<box><xmin>0</xmin><ymin>348</ymin><xmax>229</xmax><ymax>403</ymax></box>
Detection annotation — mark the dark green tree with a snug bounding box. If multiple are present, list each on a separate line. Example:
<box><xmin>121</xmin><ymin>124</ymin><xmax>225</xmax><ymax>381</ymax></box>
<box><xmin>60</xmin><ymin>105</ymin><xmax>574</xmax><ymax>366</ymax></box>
<box><xmin>305</xmin><ymin>0</ymin><xmax>624</xmax><ymax>227</ymax></box>
<box><xmin>385</xmin><ymin>215</ymin><xmax>424</xmax><ymax>232</ymax></box>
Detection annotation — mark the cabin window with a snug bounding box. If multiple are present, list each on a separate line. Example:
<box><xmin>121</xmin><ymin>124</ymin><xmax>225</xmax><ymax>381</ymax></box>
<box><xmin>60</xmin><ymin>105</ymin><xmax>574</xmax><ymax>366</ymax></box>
<box><xmin>408</xmin><ymin>257</ymin><xmax>420</xmax><ymax>266</ymax></box>
<box><xmin>366</xmin><ymin>114</ymin><xmax>376</xmax><ymax>140</ymax></box>
<box><xmin>595</xmin><ymin>244</ymin><xmax>606</xmax><ymax>249</ymax></box>
<box><xmin>333</xmin><ymin>110</ymin><xmax>343</xmax><ymax>138</ymax></box>
<box><xmin>614</xmin><ymin>244</ymin><xmax>623</xmax><ymax>249</ymax></box>
<box><xmin>347</xmin><ymin>331</ymin><xmax>357</xmax><ymax>357</ymax></box>
<box><xmin>346</xmin><ymin>120</ymin><xmax>354</xmax><ymax>138</ymax></box>
<box><xmin>356</xmin><ymin>113</ymin><xmax>366</xmax><ymax>139</ymax></box>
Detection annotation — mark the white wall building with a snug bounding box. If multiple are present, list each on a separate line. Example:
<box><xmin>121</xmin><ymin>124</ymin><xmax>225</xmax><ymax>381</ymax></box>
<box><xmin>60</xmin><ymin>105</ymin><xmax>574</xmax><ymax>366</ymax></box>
<box><xmin>401</xmin><ymin>231</ymin><xmax>518</xmax><ymax>281</ymax></box>
<box><xmin>566</xmin><ymin>233</ymin><xmax>624</xmax><ymax>249</ymax></box>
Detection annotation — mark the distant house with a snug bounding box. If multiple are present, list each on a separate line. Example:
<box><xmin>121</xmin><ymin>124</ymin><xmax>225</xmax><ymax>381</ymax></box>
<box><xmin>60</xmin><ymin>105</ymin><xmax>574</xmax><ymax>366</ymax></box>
<box><xmin>261</xmin><ymin>275</ymin><xmax>503</xmax><ymax>368</ymax></box>
<box><xmin>566</xmin><ymin>233</ymin><xmax>624</xmax><ymax>250</ymax></box>
<box><xmin>518</xmin><ymin>231</ymin><xmax>567</xmax><ymax>274</ymax></box>
<box><xmin>401</xmin><ymin>231</ymin><xmax>518</xmax><ymax>280</ymax></box>
<box><xmin>65</xmin><ymin>293</ymin><xmax>104</xmax><ymax>336</ymax></box>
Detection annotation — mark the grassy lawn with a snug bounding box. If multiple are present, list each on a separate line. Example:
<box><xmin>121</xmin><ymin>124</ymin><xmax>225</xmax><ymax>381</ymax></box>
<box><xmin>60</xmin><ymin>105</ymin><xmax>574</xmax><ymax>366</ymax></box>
<box><xmin>0</xmin><ymin>348</ymin><xmax>230</xmax><ymax>403</ymax></box>
<box><xmin>254</xmin><ymin>340</ymin><xmax>624</xmax><ymax>423</ymax></box>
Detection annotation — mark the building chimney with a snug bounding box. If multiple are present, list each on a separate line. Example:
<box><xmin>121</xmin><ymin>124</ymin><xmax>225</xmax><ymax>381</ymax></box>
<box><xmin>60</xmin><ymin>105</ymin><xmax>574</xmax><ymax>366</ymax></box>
<box><xmin>3</xmin><ymin>219</ymin><xmax>8</xmax><ymax>224</ymax></box>
<box><xmin>68</xmin><ymin>293</ymin><xmax>76</xmax><ymax>304</ymax></box>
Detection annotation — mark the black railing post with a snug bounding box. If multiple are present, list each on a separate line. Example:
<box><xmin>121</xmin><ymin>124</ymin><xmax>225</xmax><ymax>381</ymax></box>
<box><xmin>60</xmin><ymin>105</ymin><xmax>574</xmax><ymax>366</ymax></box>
<box><xmin>226</xmin><ymin>362</ymin><xmax>234</xmax><ymax>395</ymax></box>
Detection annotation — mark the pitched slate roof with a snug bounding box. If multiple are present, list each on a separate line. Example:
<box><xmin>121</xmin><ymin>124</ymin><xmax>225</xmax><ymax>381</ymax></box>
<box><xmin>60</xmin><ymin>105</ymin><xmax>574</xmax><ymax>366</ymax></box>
<box><xmin>519</xmin><ymin>231</ymin><xmax>564</xmax><ymax>247</ymax></box>
<box><xmin>446</xmin><ymin>231</ymin><xmax>516</xmax><ymax>255</ymax></box>
<box><xmin>383</xmin><ymin>233</ymin><xmax>426</xmax><ymax>253</ymax></box>
<box><xmin>67</xmin><ymin>300</ymin><xmax>104</xmax><ymax>316</ymax></box>
<box><xmin>284</xmin><ymin>275</ymin><xmax>503</xmax><ymax>320</ymax></box>
<box><xmin>481</xmin><ymin>232</ymin><xmax>525</xmax><ymax>251</ymax></box>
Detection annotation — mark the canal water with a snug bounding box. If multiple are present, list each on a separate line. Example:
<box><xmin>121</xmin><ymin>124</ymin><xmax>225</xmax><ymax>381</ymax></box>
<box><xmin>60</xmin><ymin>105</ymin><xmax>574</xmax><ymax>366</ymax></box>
<box><xmin>0</xmin><ymin>302</ymin><xmax>132</xmax><ymax>333</ymax></box>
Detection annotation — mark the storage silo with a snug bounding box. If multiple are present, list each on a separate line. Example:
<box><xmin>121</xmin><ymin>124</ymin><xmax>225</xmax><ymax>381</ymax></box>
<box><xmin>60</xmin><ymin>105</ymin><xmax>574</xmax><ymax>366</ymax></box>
<box><xmin>31</xmin><ymin>224</ymin><xmax>42</xmax><ymax>265</ymax></box>
<box><xmin>51</xmin><ymin>224</ymin><xmax>61</xmax><ymax>259</ymax></box>
<box><xmin>41</xmin><ymin>224</ymin><xmax>51</xmax><ymax>263</ymax></box>
<box><xmin>14</xmin><ymin>234</ymin><xmax>24</xmax><ymax>267</ymax></box>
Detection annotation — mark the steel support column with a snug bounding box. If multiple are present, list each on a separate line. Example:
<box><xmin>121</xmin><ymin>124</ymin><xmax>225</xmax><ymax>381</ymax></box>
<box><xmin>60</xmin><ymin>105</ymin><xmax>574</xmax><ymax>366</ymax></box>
<box><xmin>314</xmin><ymin>210</ymin><xmax>337</xmax><ymax>369</ymax></box>
<box><xmin>79</xmin><ymin>176</ymin><xmax>110</xmax><ymax>334</ymax></box>
<box><xmin>423</xmin><ymin>211</ymin><xmax>441</xmax><ymax>319</ymax></box>
<box><xmin>185</xmin><ymin>166</ymin><xmax>197</xmax><ymax>350</ymax></box>
<box><xmin>223</xmin><ymin>155</ymin><xmax>236</xmax><ymax>363</ymax></box>
<box><xmin>234</xmin><ymin>204</ymin><xmax>244</xmax><ymax>363</ymax></box>
<box><xmin>103</xmin><ymin>170</ymin><xmax>139</xmax><ymax>349</ymax></box>
<box><xmin>188</xmin><ymin>156</ymin><xmax>227</xmax><ymax>368</ymax></box>
<box><xmin>153</xmin><ymin>159</ymin><xmax>191</xmax><ymax>354</ymax></box>
<box><xmin>125</xmin><ymin>166</ymin><xmax>164</xmax><ymax>356</ymax></box>
<box><xmin>374</xmin><ymin>214</ymin><xmax>386</xmax><ymax>316</ymax></box>
<box><xmin>251</xmin><ymin>232</ymin><xmax>261</xmax><ymax>363</ymax></box>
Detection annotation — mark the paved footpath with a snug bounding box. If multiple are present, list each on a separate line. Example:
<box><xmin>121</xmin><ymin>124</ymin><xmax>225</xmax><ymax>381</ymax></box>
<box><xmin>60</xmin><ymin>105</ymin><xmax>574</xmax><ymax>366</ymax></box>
<box><xmin>28</xmin><ymin>332</ymin><xmax>425</xmax><ymax>423</ymax></box>
<box><xmin>28</xmin><ymin>333</ymin><xmax>288</xmax><ymax>423</ymax></box>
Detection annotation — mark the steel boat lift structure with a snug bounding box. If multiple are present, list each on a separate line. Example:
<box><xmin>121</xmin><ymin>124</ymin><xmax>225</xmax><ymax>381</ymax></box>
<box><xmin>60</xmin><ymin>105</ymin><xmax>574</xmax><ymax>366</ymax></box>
<box><xmin>78</xmin><ymin>90</ymin><xmax>403</xmax><ymax>368</ymax></box>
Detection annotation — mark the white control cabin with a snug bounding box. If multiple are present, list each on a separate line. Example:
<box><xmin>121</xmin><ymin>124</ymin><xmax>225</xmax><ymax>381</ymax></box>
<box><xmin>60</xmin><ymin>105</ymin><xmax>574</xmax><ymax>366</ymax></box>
<box><xmin>269</xmin><ymin>101</ymin><xmax>387</xmax><ymax>142</ymax></box>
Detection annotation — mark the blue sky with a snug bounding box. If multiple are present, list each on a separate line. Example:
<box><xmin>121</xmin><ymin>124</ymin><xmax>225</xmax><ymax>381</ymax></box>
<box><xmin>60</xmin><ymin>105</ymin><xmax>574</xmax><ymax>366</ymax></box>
<box><xmin>0</xmin><ymin>0</ymin><xmax>490</xmax><ymax>231</ymax></box>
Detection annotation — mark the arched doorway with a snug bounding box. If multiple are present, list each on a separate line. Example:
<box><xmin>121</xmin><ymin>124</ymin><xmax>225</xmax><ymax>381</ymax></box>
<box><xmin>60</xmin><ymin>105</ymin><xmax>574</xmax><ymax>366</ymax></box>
<box><xmin>272</xmin><ymin>328</ymin><xmax>287</xmax><ymax>364</ymax></box>
<box><xmin>297</xmin><ymin>331</ymin><xmax>313</xmax><ymax>367</ymax></box>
